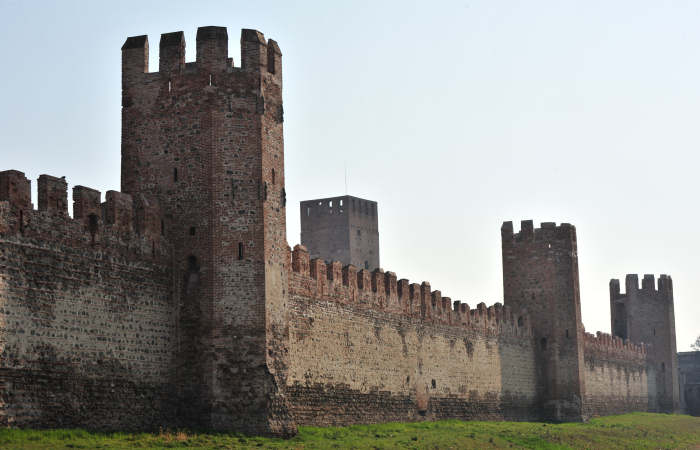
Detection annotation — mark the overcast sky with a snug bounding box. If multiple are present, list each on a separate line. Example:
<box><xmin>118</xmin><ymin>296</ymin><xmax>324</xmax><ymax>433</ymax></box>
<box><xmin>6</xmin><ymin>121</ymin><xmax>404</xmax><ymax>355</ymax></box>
<box><xmin>1</xmin><ymin>0</ymin><xmax>698</xmax><ymax>350</ymax></box>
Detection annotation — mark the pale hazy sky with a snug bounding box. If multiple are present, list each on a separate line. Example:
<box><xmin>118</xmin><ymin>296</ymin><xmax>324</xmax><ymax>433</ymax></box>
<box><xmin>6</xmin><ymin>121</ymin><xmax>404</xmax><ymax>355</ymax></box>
<box><xmin>1</xmin><ymin>0</ymin><xmax>698</xmax><ymax>350</ymax></box>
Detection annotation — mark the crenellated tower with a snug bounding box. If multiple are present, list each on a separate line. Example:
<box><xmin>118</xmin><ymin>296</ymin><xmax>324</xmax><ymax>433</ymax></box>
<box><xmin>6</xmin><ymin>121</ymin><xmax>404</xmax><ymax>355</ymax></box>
<box><xmin>610</xmin><ymin>274</ymin><xmax>679</xmax><ymax>413</ymax></box>
<box><xmin>121</xmin><ymin>26</ymin><xmax>291</xmax><ymax>436</ymax></box>
<box><xmin>501</xmin><ymin>220</ymin><xmax>585</xmax><ymax>421</ymax></box>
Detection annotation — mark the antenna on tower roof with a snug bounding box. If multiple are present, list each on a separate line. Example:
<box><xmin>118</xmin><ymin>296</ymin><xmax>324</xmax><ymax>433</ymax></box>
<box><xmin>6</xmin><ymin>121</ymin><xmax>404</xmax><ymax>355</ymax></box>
<box><xmin>344</xmin><ymin>164</ymin><xmax>348</xmax><ymax>195</ymax></box>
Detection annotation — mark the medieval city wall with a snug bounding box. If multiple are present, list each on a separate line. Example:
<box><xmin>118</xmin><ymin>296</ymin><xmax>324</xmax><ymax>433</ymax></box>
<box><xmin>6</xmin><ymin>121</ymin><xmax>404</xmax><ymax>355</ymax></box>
<box><xmin>0</xmin><ymin>175</ymin><xmax>176</xmax><ymax>430</ymax></box>
<box><xmin>581</xmin><ymin>331</ymin><xmax>654</xmax><ymax>417</ymax></box>
<box><xmin>285</xmin><ymin>245</ymin><xmax>541</xmax><ymax>426</ymax></box>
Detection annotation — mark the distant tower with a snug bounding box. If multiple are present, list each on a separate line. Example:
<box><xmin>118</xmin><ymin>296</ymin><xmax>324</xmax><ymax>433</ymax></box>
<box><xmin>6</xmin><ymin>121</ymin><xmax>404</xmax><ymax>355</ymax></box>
<box><xmin>501</xmin><ymin>220</ymin><xmax>585</xmax><ymax>422</ymax></box>
<box><xmin>610</xmin><ymin>274</ymin><xmax>680</xmax><ymax>413</ymax></box>
<box><xmin>300</xmin><ymin>195</ymin><xmax>379</xmax><ymax>270</ymax></box>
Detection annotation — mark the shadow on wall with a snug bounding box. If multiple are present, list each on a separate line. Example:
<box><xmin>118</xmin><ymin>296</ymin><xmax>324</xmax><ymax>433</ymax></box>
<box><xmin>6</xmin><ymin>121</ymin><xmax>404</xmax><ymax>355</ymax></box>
<box><xmin>498</xmin><ymin>327</ymin><xmax>541</xmax><ymax>421</ymax></box>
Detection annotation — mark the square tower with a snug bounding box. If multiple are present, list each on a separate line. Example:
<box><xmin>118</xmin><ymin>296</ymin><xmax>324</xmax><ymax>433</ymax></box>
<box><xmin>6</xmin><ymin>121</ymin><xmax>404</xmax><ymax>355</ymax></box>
<box><xmin>122</xmin><ymin>27</ymin><xmax>292</xmax><ymax>436</ymax></box>
<box><xmin>610</xmin><ymin>274</ymin><xmax>680</xmax><ymax>413</ymax></box>
<box><xmin>501</xmin><ymin>220</ymin><xmax>585</xmax><ymax>422</ymax></box>
<box><xmin>300</xmin><ymin>195</ymin><xmax>379</xmax><ymax>270</ymax></box>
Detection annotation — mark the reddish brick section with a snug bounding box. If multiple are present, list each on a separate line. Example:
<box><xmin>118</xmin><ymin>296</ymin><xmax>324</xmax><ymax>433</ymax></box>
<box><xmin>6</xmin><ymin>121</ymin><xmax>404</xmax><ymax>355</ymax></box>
<box><xmin>0</xmin><ymin>174</ymin><xmax>174</xmax><ymax>430</ymax></box>
<box><xmin>120</xmin><ymin>27</ymin><xmax>291</xmax><ymax>436</ymax></box>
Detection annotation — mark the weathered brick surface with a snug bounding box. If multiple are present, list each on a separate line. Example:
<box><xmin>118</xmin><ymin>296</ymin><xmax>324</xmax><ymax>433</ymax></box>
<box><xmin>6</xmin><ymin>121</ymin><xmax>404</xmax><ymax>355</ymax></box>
<box><xmin>0</xmin><ymin>199</ymin><xmax>174</xmax><ymax>430</ymax></box>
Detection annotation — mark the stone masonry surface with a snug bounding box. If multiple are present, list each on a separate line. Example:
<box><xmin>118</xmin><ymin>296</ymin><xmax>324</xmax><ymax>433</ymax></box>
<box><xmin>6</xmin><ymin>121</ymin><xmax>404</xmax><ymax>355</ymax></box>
<box><xmin>0</xmin><ymin>25</ymin><xmax>683</xmax><ymax>436</ymax></box>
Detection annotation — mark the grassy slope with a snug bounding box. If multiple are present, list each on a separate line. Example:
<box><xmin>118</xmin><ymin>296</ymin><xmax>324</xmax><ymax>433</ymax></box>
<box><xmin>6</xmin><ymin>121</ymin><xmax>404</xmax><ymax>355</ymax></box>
<box><xmin>0</xmin><ymin>413</ymin><xmax>698</xmax><ymax>449</ymax></box>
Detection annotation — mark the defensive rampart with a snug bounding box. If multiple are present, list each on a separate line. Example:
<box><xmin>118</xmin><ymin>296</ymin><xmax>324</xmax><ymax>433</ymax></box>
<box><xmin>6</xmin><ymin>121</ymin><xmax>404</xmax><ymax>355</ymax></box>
<box><xmin>286</xmin><ymin>244</ymin><xmax>541</xmax><ymax>425</ymax></box>
<box><xmin>582</xmin><ymin>331</ymin><xmax>654</xmax><ymax>417</ymax></box>
<box><xmin>0</xmin><ymin>171</ymin><xmax>175</xmax><ymax>430</ymax></box>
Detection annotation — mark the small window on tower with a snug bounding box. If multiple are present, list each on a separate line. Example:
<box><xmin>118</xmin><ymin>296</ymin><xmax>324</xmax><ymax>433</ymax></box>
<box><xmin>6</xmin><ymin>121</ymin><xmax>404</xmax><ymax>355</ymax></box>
<box><xmin>173</xmin><ymin>168</ymin><xmax>178</xmax><ymax>182</ymax></box>
<box><xmin>307</xmin><ymin>207</ymin><xmax>310</xmax><ymax>217</ymax></box>
<box><xmin>189</xmin><ymin>227</ymin><xmax>196</xmax><ymax>236</ymax></box>
<box><xmin>272</xmin><ymin>168</ymin><xmax>276</xmax><ymax>185</ymax></box>
<box><xmin>329</xmin><ymin>200</ymin><xmax>333</xmax><ymax>208</ymax></box>
<box><xmin>238</xmin><ymin>242</ymin><xmax>244</xmax><ymax>260</ymax></box>
<box><xmin>88</xmin><ymin>214</ymin><xmax>99</xmax><ymax>235</ymax></box>
<box><xmin>339</xmin><ymin>199</ymin><xmax>343</xmax><ymax>207</ymax></box>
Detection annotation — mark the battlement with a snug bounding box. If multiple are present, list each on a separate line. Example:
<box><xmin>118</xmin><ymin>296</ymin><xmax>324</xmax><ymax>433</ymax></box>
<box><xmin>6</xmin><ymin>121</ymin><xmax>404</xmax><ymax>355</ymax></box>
<box><xmin>584</xmin><ymin>331</ymin><xmax>647</xmax><ymax>362</ymax></box>
<box><xmin>289</xmin><ymin>244</ymin><xmax>531</xmax><ymax>338</ymax></box>
<box><xmin>301</xmin><ymin>196</ymin><xmax>378</xmax><ymax>219</ymax></box>
<box><xmin>121</xmin><ymin>26</ymin><xmax>281</xmax><ymax>79</ymax></box>
<box><xmin>610</xmin><ymin>274</ymin><xmax>673</xmax><ymax>300</ymax></box>
<box><xmin>501</xmin><ymin>220</ymin><xmax>576</xmax><ymax>243</ymax></box>
<box><xmin>0</xmin><ymin>170</ymin><xmax>167</xmax><ymax>257</ymax></box>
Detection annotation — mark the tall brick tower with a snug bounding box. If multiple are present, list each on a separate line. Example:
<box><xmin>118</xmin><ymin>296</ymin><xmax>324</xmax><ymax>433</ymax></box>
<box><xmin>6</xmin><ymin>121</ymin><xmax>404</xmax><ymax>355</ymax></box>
<box><xmin>610</xmin><ymin>274</ymin><xmax>680</xmax><ymax>412</ymax></box>
<box><xmin>300</xmin><ymin>195</ymin><xmax>379</xmax><ymax>270</ymax></box>
<box><xmin>501</xmin><ymin>220</ymin><xmax>585</xmax><ymax>421</ymax></box>
<box><xmin>121</xmin><ymin>27</ymin><xmax>292</xmax><ymax>435</ymax></box>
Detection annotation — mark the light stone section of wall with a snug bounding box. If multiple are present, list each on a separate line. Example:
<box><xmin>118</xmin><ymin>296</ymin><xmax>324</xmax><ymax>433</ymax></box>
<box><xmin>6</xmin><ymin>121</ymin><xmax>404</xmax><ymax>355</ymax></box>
<box><xmin>0</xmin><ymin>240</ymin><xmax>174</xmax><ymax>380</ymax></box>
<box><xmin>582</xmin><ymin>358</ymin><xmax>654</xmax><ymax>417</ymax></box>
<box><xmin>286</xmin><ymin>294</ymin><xmax>539</xmax><ymax>423</ymax></box>
<box><xmin>0</xmin><ymin>235</ymin><xmax>175</xmax><ymax>429</ymax></box>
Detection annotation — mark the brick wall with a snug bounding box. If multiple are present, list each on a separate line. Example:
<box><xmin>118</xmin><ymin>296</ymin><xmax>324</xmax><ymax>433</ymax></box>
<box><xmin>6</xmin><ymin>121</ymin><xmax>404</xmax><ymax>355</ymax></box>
<box><xmin>582</xmin><ymin>332</ymin><xmax>654</xmax><ymax>417</ymax></box>
<box><xmin>0</xmin><ymin>201</ymin><xmax>175</xmax><ymax>430</ymax></box>
<box><xmin>285</xmin><ymin>245</ymin><xmax>540</xmax><ymax>425</ymax></box>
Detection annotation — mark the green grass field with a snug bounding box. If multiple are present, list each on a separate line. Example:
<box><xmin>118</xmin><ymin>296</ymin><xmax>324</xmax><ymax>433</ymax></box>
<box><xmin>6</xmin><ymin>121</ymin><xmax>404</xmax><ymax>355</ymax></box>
<box><xmin>0</xmin><ymin>413</ymin><xmax>698</xmax><ymax>449</ymax></box>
